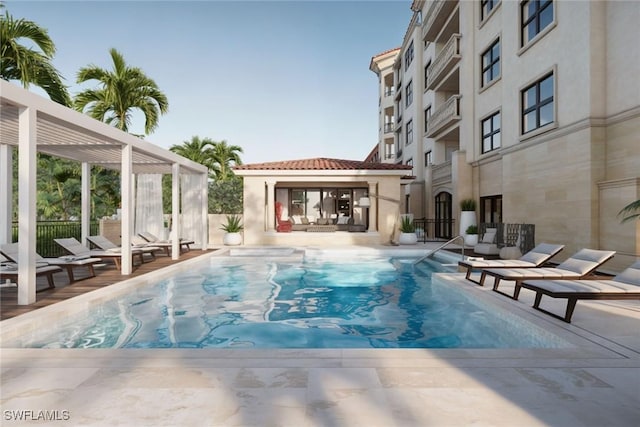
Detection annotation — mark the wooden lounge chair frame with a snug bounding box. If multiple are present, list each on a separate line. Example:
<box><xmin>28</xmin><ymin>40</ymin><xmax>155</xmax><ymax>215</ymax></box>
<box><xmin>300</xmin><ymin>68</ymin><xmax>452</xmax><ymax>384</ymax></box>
<box><xmin>483</xmin><ymin>249</ymin><xmax>616</xmax><ymax>300</ymax></box>
<box><xmin>521</xmin><ymin>260</ymin><xmax>640</xmax><ymax>322</ymax></box>
<box><xmin>0</xmin><ymin>263</ymin><xmax>62</xmax><ymax>291</ymax></box>
<box><xmin>55</xmin><ymin>238</ymin><xmax>144</xmax><ymax>270</ymax></box>
<box><xmin>137</xmin><ymin>231</ymin><xmax>193</xmax><ymax>254</ymax></box>
<box><xmin>458</xmin><ymin>243</ymin><xmax>565</xmax><ymax>285</ymax></box>
<box><xmin>87</xmin><ymin>235</ymin><xmax>161</xmax><ymax>261</ymax></box>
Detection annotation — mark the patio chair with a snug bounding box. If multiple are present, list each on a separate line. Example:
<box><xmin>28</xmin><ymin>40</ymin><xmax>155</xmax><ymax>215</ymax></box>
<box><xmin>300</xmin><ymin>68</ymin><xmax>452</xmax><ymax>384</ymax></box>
<box><xmin>459</xmin><ymin>243</ymin><xmax>565</xmax><ymax>285</ymax></box>
<box><xmin>87</xmin><ymin>235</ymin><xmax>161</xmax><ymax>261</ymax></box>
<box><xmin>0</xmin><ymin>242</ymin><xmax>102</xmax><ymax>283</ymax></box>
<box><xmin>0</xmin><ymin>249</ymin><xmax>62</xmax><ymax>291</ymax></box>
<box><xmin>138</xmin><ymin>231</ymin><xmax>193</xmax><ymax>254</ymax></box>
<box><xmin>483</xmin><ymin>248</ymin><xmax>616</xmax><ymax>300</ymax></box>
<box><xmin>55</xmin><ymin>237</ymin><xmax>144</xmax><ymax>270</ymax></box>
<box><xmin>520</xmin><ymin>260</ymin><xmax>640</xmax><ymax>323</ymax></box>
<box><xmin>275</xmin><ymin>201</ymin><xmax>292</xmax><ymax>232</ymax></box>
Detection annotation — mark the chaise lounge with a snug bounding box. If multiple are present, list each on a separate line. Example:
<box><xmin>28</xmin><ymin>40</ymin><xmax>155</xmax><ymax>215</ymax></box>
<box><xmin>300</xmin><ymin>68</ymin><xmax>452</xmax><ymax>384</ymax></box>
<box><xmin>0</xmin><ymin>254</ymin><xmax>62</xmax><ymax>291</ymax></box>
<box><xmin>1</xmin><ymin>242</ymin><xmax>102</xmax><ymax>284</ymax></box>
<box><xmin>482</xmin><ymin>248</ymin><xmax>616</xmax><ymax>300</ymax></box>
<box><xmin>87</xmin><ymin>235</ymin><xmax>161</xmax><ymax>261</ymax></box>
<box><xmin>55</xmin><ymin>237</ymin><xmax>144</xmax><ymax>270</ymax></box>
<box><xmin>521</xmin><ymin>260</ymin><xmax>640</xmax><ymax>322</ymax></box>
<box><xmin>459</xmin><ymin>243</ymin><xmax>565</xmax><ymax>285</ymax></box>
<box><xmin>138</xmin><ymin>231</ymin><xmax>193</xmax><ymax>254</ymax></box>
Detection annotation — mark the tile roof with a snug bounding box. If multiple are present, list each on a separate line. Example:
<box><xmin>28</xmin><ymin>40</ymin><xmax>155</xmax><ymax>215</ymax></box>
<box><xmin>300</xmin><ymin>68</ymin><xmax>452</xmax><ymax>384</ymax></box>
<box><xmin>371</xmin><ymin>47</ymin><xmax>401</xmax><ymax>60</ymax></box>
<box><xmin>234</xmin><ymin>157</ymin><xmax>413</xmax><ymax>171</ymax></box>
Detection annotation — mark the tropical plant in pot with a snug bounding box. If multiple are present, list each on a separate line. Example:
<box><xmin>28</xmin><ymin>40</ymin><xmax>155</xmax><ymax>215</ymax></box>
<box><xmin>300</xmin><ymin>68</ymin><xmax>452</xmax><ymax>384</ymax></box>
<box><xmin>398</xmin><ymin>215</ymin><xmax>418</xmax><ymax>245</ymax></box>
<box><xmin>220</xmin><ymin>214</ymin><xmax>243</xmax><ymax>246</ymax></box>
<box><xmin>464</xmin><ymin>224</ymin><xmax>479</xmax><ymax>246</ymax></box>
<box><xmin>459</xmin><ymin>198</ymin><xmax>477</xmax><ymax>237</ymax></box>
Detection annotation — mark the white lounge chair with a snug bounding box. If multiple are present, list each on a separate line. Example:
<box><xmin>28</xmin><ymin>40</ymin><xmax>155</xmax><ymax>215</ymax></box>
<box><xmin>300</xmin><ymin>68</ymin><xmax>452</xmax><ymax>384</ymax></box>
<box><xmin>87</xmin><ymin>235</ymin><xmax>161</xmax><ymax>261</ymax></box>
<box><xmin>482</xmin><ymin>248</ymin><xmax>616</xmax><ymax>299</ymax></box>
<box><xmin>1</xmin><ymin>242</ymin><xmax>102</xmax><ymax>283</ymax></box>
<box><xmin>521</xmin><ymin>260</ymin><xmax>640</xmax><ymax>322</ymax></box>
<box><xmin>0</xmin><ymin>248</ymin><xmax>62</xmax><ymax>290</ymax></box>
<box><xmin>55</xmin><ymin>238</ymin><xmax>144</xmax><ymax>270</ymax></box>
<box><xmin>459</xmin><ymin>243</ymin><xmax>565</xmax><ymax>285</ymax></box>
<box><xmin>138</xmin><ymin>231</ymin><xmax>193</xmax><ymax>255</ymax></box>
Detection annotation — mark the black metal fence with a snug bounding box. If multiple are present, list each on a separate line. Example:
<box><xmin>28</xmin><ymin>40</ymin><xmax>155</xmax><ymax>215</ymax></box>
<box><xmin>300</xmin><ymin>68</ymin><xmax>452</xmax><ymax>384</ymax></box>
<box><xmin>478</xmin><ymin>222</ymin><xmax>536</xmax><ymax>254</ymax></box>
<box><xmin>413</xmin><ymin>218</ymin><xmax>456</xmax><ymax>242</ymax></box>
<box><xmin>10</xmin><ymin>221</ymin><xmax>99</xmax><ymax>257</ymax></box>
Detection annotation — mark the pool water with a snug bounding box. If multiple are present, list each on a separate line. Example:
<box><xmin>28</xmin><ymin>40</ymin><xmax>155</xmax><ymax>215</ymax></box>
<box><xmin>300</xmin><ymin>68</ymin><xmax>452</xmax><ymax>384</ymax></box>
<box><xmin>11</xmin><ymin>256</ymin><xmax>568</xmax><ymax>349</ymax></box>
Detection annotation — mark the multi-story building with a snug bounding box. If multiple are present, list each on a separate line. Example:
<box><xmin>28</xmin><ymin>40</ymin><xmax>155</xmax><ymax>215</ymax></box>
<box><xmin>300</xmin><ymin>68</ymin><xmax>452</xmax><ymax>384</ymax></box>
<box><xmin>371</xmin><ymin>0</ymin><xmax>639</xmax><ymax>270</ymax></box>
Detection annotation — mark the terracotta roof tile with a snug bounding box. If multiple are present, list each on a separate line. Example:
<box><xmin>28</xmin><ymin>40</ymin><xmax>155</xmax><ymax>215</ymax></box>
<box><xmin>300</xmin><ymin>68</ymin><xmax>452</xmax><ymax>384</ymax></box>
<box><xmin>234</xmin><ymin>157</ymin><xmax>412</xmax><ymax>171</ymax></box>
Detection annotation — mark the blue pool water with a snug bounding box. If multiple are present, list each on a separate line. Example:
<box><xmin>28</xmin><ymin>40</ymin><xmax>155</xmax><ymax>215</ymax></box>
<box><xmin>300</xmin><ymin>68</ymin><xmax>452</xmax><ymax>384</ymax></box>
<box><xmin>12</xmin><ymin>255</ymin><xmax>568</xmax><ymax>349</ymax></box>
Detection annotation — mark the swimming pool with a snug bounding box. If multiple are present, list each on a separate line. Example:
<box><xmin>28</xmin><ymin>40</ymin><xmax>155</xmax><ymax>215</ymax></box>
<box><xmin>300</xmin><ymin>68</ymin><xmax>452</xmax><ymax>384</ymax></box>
<box><xmin>4</xmin><ymin>252</ymin><xmax>569</xmax><ymax>349</ymax></box>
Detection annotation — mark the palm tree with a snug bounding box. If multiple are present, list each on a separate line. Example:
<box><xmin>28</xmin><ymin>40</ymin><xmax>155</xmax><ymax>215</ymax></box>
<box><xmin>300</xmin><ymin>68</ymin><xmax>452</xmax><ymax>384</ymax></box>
<box><xmin>169</xmin><ymin>136</ymin><xmax>216</xmax><ymax>173</ymax></box>
<box><xmin>74</xmin><ymin>48</ymin><xmax>168</xmax><ymax>135</ymax></box>
<box><xmin>619</xmin><ymin>200</ymin><xmax>640</xmax><ymax>223</ymax></box>
<box><xmin>0</xmin><ymin>10</ymin><xmax>71</xmax><ymax>106</ymax></box>
<box><xmin>210</xmin><ymin>140</ymin><xmax>243</xmax><ymax>181</ymax></box>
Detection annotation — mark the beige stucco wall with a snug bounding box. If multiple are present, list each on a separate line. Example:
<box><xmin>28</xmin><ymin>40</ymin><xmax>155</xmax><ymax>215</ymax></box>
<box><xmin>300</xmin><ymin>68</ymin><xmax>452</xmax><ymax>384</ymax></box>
<box><xmin>238</xmin><ymin>173</ymin><xmax>406</xmax><ymax>246</ymax></box>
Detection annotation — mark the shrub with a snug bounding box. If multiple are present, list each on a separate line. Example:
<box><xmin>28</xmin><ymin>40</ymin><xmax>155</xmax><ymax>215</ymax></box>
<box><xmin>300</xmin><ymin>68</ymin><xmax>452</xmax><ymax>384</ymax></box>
<box><xmin>220</xmin><ymin>215</ymin><xmax>243</xmax><ymax>233</ymax></box>
<box><xmin>466</xmin><ymin>225</ymin><xmax>478</xmax><ymax>234</ymax></box>
<box><xmin>399</xmin><ymin>216</ymin><xmax>415</xmax><ymax>233</ymax></box>
<box><xmin>460</xmin><ymin>199</ymin><xmax>476</xmax><ymax>211</ymax></box>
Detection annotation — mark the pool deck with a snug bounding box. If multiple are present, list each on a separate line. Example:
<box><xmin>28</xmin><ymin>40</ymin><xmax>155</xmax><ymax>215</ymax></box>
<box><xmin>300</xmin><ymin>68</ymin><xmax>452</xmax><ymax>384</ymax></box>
<box><xmin>1</xmin><ymin>245</ymin><xmax>639</xmax><ymax>426</ymax></box>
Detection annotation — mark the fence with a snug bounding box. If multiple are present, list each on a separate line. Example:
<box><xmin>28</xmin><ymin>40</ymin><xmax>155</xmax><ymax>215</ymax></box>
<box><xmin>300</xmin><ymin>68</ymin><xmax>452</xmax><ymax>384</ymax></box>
<box><xmin>413</xmin><ymin>218</ymin><xmax>456</xmax><ymax>242</ymax></box>
<box><xmin>478</xmin><ymin>223</ymin><xmax>536</xmax><ymax>254</ymax></box>
<box><xmin>10</xmin><ymin>221</ymin><xmax>99</xmax><ymax>257</ymax></box>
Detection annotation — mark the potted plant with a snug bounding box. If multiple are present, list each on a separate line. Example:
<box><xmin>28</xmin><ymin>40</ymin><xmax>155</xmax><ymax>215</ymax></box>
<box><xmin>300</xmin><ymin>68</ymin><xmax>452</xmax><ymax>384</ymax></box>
<box><xmin>464</xmin><ymin>224</ymin><xmax>479</xmax><ymax>246</ymax></box>
<box><xmin>459</xmin><ymin>198</ymin><xmax>477</xmax><ymax>238</ymax></box>
<box><xmin>398</xmin><ymin>215</ymin><xmax>418</xmax><ymax>245</ymax></box>
<box><xmin>220</xmin><ymin>214</ymin><xmax>243</xmax><ymax>246</ymax></box>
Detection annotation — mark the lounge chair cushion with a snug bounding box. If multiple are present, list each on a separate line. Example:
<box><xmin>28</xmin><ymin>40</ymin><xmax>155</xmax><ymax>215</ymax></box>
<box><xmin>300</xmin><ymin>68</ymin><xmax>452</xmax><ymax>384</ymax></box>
<box><xmin>520</xmin><ymin>243</ymin><xmax>570</xmax><ymax>265</ymax></box>
<box><xmin>555</xmin><ymin>249</ymin><xmax>616</xmax><ymax>275</ymax></box>
<box><xmin>481</xmin><ymin>228</ymin><xmax>497</xmax><ymax>243</ymax></box>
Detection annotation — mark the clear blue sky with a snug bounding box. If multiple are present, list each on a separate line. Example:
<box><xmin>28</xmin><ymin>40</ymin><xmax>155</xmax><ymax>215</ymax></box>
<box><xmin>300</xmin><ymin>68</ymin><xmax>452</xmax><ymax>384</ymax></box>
<box><xmin>6</xmin><ymin>0</ymin><xmax>412</xmax><ymax>164</ymax></box>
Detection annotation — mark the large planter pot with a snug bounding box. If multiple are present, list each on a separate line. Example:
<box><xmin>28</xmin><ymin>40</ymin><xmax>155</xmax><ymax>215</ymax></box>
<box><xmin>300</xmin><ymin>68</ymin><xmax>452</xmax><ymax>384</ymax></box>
<box><xmin>223</xmin><ymin>232</ymin><xmax>242</xmax><ymax>246</ymax></box>
<box><xmin>464</xmin><ymin>234</ymin><xmax>478</xmax><ymax>246</ymax></box>
<box><xmin>459</xmin><ymin>211</ymin><xmax>477</xmax><ymax>237</ymax></box>
<box><xmin>398</xmin><ymin>232</ymin><xmax>418</xmax><ymax>245</ymax></box>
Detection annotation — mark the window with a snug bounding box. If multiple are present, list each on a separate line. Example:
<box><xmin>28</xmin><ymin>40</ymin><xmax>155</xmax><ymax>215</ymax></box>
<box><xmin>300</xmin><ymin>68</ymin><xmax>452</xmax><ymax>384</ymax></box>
<box><xmin>481</xmin><ymin>39</ymin><xmax>500</xmax><ymax>87</ymax></box>
<box><xmin>405</xmin><ymin>81</ymin><xmax>413</xmax><ymax>107</ymax></box>
<box><xmin>481</xmin><ymin>112</ymin><xmax>501</xmax><ymax>153</ymax></box>
<box><xmin>522</xmin><ymin>72</ymin><xmax>554</xmax><ymax>134</ymax></box>
<box><xmin>424</xmin><ymin>61</ymin><xmax>431</xmax><ymax>88</ymax></box>
<box><xmin>406</xmin><ymin>158</ymin><xmax>414</xmax><ymax>177</ymax></box>
<box><xmin>406</xmin><ymin>120</ymin><xmax>413</xmax><ymax>145</ymax></box>
<box><xmin>481</xmin><ymin>0</ymin><xmax>499</xmax><ymax>21</ymax></box>
<box><xmin>424</xmin><ymin>106</ymin><xmax>431</xmax><ymax>134</ymax></box>
<box><xmin>480</xmin><ymin>195</ymin><xmax>502</xmax><ymax>223</ymax></box>
<box><xmin>404</xmin><ymin>41</ymin><xmax>414</xmax><ymax>70</ymax></box>
<box><xmin>425</xmin><ymin>150</ymin><xmax>433</xmax><ymax>166</ymax></box>
<box><xmin>521</xmin><ymin>0</ymin><xmax>554</xmax><ymax>46</ymax></box>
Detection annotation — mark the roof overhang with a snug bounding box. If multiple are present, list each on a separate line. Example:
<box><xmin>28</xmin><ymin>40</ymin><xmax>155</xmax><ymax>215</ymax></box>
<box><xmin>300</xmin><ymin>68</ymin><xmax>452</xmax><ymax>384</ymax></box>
<box><xmin>234</xmin><ymin>169</ymin><xmax>412</xmax><ymax>178</ymax></box>
<box><xmin>0</xmin><ymin>81</ymin><xmax>208</xmax><ymax>175</ymax></box>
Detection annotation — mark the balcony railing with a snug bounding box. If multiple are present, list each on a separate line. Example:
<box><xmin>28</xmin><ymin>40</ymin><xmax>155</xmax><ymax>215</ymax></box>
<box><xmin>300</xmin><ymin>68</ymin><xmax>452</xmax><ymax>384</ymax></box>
<box><xmin>431</xmin><ymin>161</ymin><xmax>452</xmax><ymax>186</ymax></box>
<box><xmin>422</xmin><ymin>0</ymin><xmax>458</xmax><ymax>42</ymax></box>
<box><xmin>426</xmin><ymin>95</ymin><xmax>461</xmax><ymax>138</ymax></box>
<box><xmin>427</xmin><ymin>34</ymin><xmax>461</xmax><ymax>90</ymax></box>
<box><xmin>384</xmin><ymin>123</ymin><xmax>395</xmax><ymax>133</ymax></box>
<box><xmin>384</xmin><ymin>87</ymin><xmax>395</xmax><ymax>97</ymax></box>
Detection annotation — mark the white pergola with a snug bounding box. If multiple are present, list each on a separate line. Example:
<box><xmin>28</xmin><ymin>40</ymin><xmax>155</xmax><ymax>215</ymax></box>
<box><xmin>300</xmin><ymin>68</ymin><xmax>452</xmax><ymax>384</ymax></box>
<box><xmin>0</xmin><ymin>80</ymin><xmax>209</xmax><ymax>305</ymax></box>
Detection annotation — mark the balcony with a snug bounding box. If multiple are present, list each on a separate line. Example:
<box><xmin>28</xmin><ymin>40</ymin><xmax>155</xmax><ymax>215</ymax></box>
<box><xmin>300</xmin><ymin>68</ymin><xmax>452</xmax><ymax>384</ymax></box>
<box><xmin>384</xmin><ymin>123</ymin><xmax>395</xmax><ymax>134</ymax></box>
<box><xmin>432</xmin><ymin>160</ymin><xmax>452</xmax><ymax>186</ymax></box>
<box><xmin>384</xmin><ymin>87</ymin><xmax>395</xmax><ymax>97</ymax></box>
<box><xmin>422</xmin><ymin>0</ymin><xmax>458</xmax><ymax>42</ymax></box>
<box><xmin>426</xmin><ymin>95</ymin><xmax>461</xmax><ymax>138</ymax></box>
<box><xmin>427</xmin><ymin>34</ymin><xmax>461</xmax><ymax>91</ymax></box>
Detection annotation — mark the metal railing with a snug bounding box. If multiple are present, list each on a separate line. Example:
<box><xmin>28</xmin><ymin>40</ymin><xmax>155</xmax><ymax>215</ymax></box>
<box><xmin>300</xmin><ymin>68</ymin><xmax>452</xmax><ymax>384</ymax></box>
<box><xmin>414</xmin><ymin>235</ymin><xmax>465</xmax><ymax>265</ymax></box>
<box><xmin>10</xmin><ymin>221</ymin><xmax>99</xmax><ymax>257</ymax></box>
<box><xmin>413</xmin><ymin>218</ymin><xmax>456</xmax><ymax>242</ymax></box>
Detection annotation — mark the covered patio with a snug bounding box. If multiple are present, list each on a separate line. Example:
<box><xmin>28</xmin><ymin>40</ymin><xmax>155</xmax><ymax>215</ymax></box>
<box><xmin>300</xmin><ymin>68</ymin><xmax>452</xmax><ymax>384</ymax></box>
<box><xmin>0</xmin><ymin>81</ymin><xmax>209</xmax><ymax>305</ymax></box>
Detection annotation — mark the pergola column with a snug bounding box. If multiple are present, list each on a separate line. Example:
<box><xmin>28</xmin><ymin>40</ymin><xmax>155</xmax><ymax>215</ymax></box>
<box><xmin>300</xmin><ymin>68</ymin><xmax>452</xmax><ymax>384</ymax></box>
<box><xmin>368</xmin><ymin>181</ymin><xmax>378</xmax><ymax>232</ymax></box>
<box><xmin>17</xmin><ymin>107</ymin><xmax>37</xmax><ymax>305</ymax></box>
<box><xmin>81</xmin><ymin>162</ymin><xmax>91</xmax><ymax>246</ymax></box>
<box><xmin>171</xmin><ymin>163</ymin><xmax>180</xmax><ymax>259</ymax></box>
<box><xmin>120</xmin><ymin>144</ymin><xmax>133</xmax><ymax>274</ymax></box>
<box><xmin>0</xmin><ymin>144</ymin><xmax>12</xmax><ymax>244</ymax></box>
<box><xmin>266</xmin><ymin>180</ymin><xmax>275</xmax><ymax>232</ymax></box>
<box><xmin>200</xmin><ymin>173</ymin><xmax>209</xmax><ymax>249</ymax></box>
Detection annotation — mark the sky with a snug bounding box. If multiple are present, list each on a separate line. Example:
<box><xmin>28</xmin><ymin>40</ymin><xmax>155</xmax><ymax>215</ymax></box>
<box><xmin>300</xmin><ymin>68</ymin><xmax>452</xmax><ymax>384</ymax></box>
<box><xmin>6</xmin><ymin>0</ymin><xmax>413</xmax><ymax>164</ymax></box>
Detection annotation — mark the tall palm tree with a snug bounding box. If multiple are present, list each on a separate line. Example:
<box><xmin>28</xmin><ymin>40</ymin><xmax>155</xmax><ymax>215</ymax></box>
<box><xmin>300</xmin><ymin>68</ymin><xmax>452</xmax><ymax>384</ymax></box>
<box><xmin>74</xmin><ymin>48</ymin><xmax>168</xmax><ymax>135</ymax></box>
<box><xmin>210</xmin><ymin>140</ymin><xmax>243</xmax><ymax>181</ymax></box>
<box><xmin>619</xmin><ymin>200</ymin><xmax>640</xmax><ymax>223</ymax></box>
<box><xmin>0</xmin><ymin>10</ymin><xmax>71</xmax><ymax>106</ymax></box>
